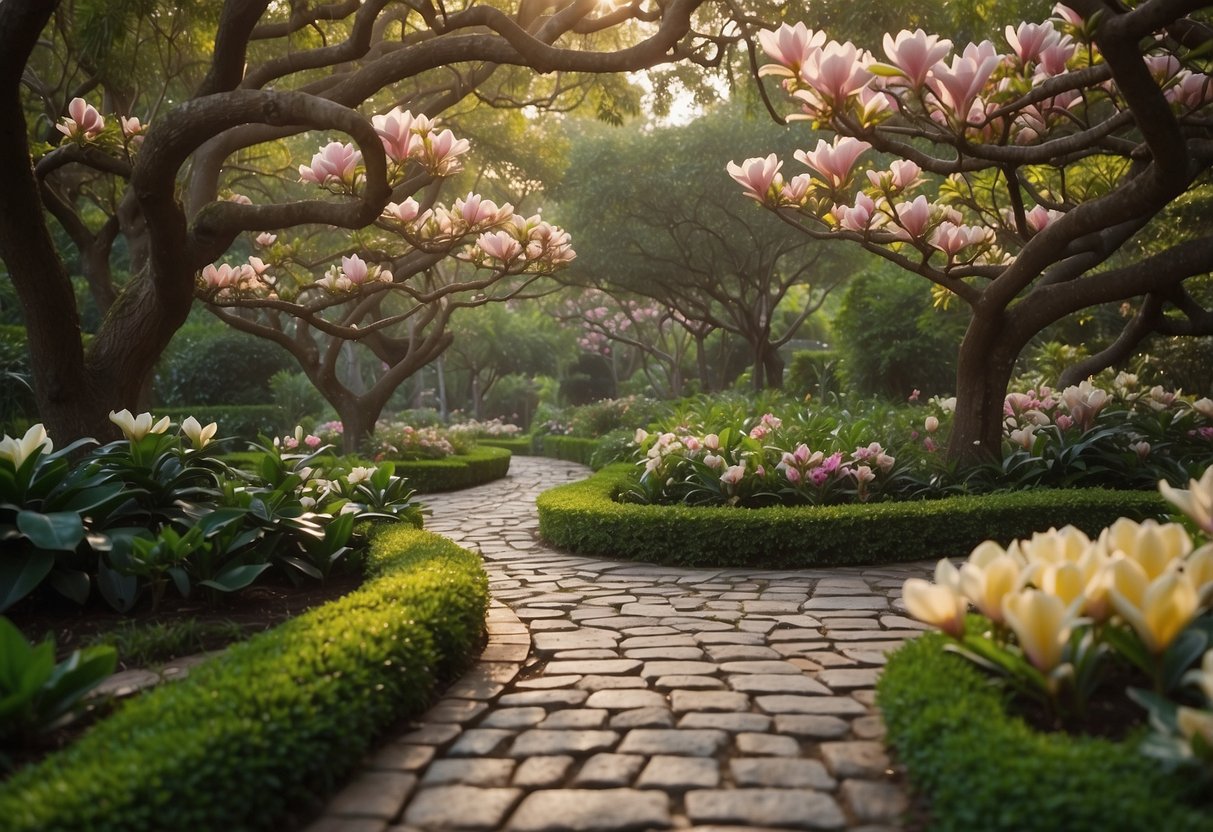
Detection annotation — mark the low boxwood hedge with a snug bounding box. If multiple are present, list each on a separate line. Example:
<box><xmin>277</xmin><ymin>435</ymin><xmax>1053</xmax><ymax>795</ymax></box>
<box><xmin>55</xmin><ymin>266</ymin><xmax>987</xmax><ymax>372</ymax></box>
<box><xmin>476</xmin><ymin>437</ymin><xmax>533</xmax><ymax>456</ymax></box>
<box><xmin>539</xmin><ymin>435</ymin><xmax>600</xmax><ymax>466</ymax></box>
<box><xmin>536</xmin><ymin>464</ymin><xmax>1169</xmax><ymax>567</ymax></box>
<box><xmin>392</xmin><ymin>445</ymin><xmax>511</xmax><ymax>492</ymax></box>
<box><xmin>877</xmin><ymin>627</ymin><xmax>1210</xmax><ymax>831</ymax></box>
<box><xmin>0</xmin><ymin>527</ymin><xmax>489</xmax><ymax>832</ymax></box>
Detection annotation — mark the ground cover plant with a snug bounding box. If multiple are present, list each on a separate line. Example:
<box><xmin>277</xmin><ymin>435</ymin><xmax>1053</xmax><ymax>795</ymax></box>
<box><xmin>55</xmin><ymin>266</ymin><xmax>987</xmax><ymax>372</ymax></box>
<box><xmin>882</xmin><ymin>468</ymin><xmax>1213</xmax><ymax>828</ymax></box>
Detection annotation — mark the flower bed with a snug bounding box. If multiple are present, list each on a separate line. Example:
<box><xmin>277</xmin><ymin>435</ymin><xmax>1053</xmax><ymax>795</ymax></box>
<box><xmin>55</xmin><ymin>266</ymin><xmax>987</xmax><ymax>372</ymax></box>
<box><xmin>0</xmin><ymin>525</ymin><xmax>489</xmax><ymax>832</ymax></box>
<box><xmin>877</xmin><ymin>626</ymin><xmax>1210</xmax><ymax>832</ymax></box>
<box><xmin>536</xmin><ymin>464</ymin><xmax>1167</xmax><ymax>568</ymax></box>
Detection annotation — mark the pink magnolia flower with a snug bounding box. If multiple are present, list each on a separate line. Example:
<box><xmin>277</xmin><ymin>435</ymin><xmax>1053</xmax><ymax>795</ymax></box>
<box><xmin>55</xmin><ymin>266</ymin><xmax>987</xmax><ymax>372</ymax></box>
<box><xmin>341</xmin><ymin>255</ymin><xmax>370</xmax><ymax>285</ymax></box>
<box><xmin>704</xmin><ymin>453</ymin><xmax>724</xmax><ymax>470</ymax></box>
<box><xmin>1038</xmin><ymin>38</ymin><xmax>1076</xmax><ymax>76</ymax></box>
<box><xmin>856</xmin><ymin>85</ymin><xmax>893</xmax><ymax>125</ymax></box>
<box><xmin>866</xmin><ymin>159</ymin><xmax>921</xmax><ymax>192</ymax></box>
<box><xmin>477</xmin><ymin>230</ymin><xmax>523</xmax><ymax>263</ymax></box>
<box><xmin>1056</xmin><ymin>413</ymin><xmax>1074</xmax><ymax>431</ymax></box>
<box><xmin>881</xmin><ymin>29</ymin><xmax>953</xmax><ymax>88</ymax></box>
<box><xmin>800</xmin><ymin>40</ymin><xmax>874</xmax><ymax>108</ymax></box>
<box><xmin>925</xmin><ymin>416</ymin><xmax>940</xmax><ymax>432</ymax></box>
<box><xmin>1005</xmin><ymin>22</ymin><xmax>1061</xmax><ymax>66</ymax></box>
<box><xmin>305</xmin><ymin>434</ymin><xmax>322</xmax><ymax>448</ymax></box>
<box><xmin>727</xmin><ymin>154</ymin><xmax>783</xmax><ymax>203</ymax></box>
<box><xmin>1061</xmin><ymin>380</ymin><xmax>1109</xmax><ymax>430</ymax></box>
<box><xmin>57</xmin><ymin>97</ymin><xmax>105</xmax><ymax>139</ymax></box>
<box><xmin>758</xmin><ymin>23</ymin><xmax>826</xmax><ymax>78</ymax></box>
<box><xmin>785</xmin><ymin>466</ymin><xmax>802</xmax><ymax>484</ymax></box>
<box><xmin>120</xmin><ymin>115</ymin><xmax>146</xmax><ymax>147</ymax></box>
<box><xmin>246</xmin><ymin>256</ymin><xmax>269</xmax><ymax>277</ymax></box>
<box><xmin>704</xmin><ymin>433</ymin><xmax>720</xmax><ymax>451</ymax></box>
<box><xmin>1052</xmin><ymin>3</ymin><xmax>1084</xmax><ymax>26</ymax></box>
<box><xmin>931</xmin><ymin>221</ymin><xmax>992</xmax><ymax>258</ymax></box>
<box><xmin>927</xmin><ymin>44</ymin><xmax>1001</xmax><ymax>121</ymax></box>
<box><xmin>781</xmin><ymin>173</ymin><xmax>812</xmax><ymax>206</ymax></box>
<box><xmin>201</xmin><ymin>263</ymin><xmax>239</xmax><ymax>289</ymax></box>
<box><xmin>833</xmin><ymin>192</ymin><xmax>876</xmax><ymax>232</ymax></box>
<box><xmin>455</xmin><ymin>193</ymin><xmax>512</xmax><ymax>228</ymax></box>
<box><xmin>371</xmin><ymin>106</ymin><xmax>417</xmax><ymax>162</ymax></box>
<box><xmin>1025</xmin><ymin>204</ymin><xmax>1062</xmax><ymax>232</ymax></box>
<box><xmin>299</xmin><ymin>141</ymin><xmax>361</xmax><ymax>186</ymax></box>
<box><xmin>255</xmin><ymin>232</ymin><xmax>277</xmax><ymax>248</ymax></box>
<box><xmin>749</xmin><ymin>425</ymin><xmax>769</xmax><ymax>440</ymax></box>
<box><xmin>795</xmin><ymin>136</ymin><xmax>871</xmax><ymax>189</ymax></box>
<box><xmin>422</xmin><ymin>129</ymin><xmax>470</xmax><ymax>176</ymax></box>
<box><xmin>720</xmin><ymin>464</ymin><xmax>747</xmax><ymax>486</ymax></box>
<box><xmin>892</xmin><ymin>195</ymin><xmax>932</xmax><ymax>239</ymax></box>
<box><xmin>851</xmin><ymin>465</ymin><xmax>876</xmax><ymax>484</ymax></box>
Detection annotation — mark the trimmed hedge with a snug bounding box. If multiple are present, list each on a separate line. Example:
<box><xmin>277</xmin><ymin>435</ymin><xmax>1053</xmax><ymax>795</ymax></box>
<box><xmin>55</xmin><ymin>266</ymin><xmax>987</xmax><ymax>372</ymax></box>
<box><xmin>536</xmin><ymin>464</ymin><xmax>1169</xmax><ymax>567</ymax></box>
<box><xmin>539</xmin><ymin>435</ymin><xmax>600</xmax><ymax>466</ymax></box>
<box><xmin>476</xmin><ymin>437</ymin><xmax>534</xmax><ymax>456</ymax></box>
<box><xmin>392</xmin><ymin>445</ymin><xmax>512</xmax><ymax>492</ymax></box>
<box><xmin>877</xmin><ymin>627</ymin><xmax>1211</xmax><ymax>831</ymax></box>
<box><xmin>0</xmin><ymin>527</ymin><xmax>489</xmax><ymax>832</ymax></box>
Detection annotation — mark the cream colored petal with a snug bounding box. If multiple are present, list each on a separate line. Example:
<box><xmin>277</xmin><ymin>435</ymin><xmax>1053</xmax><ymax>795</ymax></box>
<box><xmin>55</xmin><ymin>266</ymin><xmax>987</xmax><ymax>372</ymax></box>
<box><xmin>1177</xmin><ymin>707</ymin><xmax>1213</xmax><ymax>746</ymax></box>
<box><xmin>903</xmin><ymin>578</ymin><xmax>966</xmax><ymax>638</ymax></box>
<box><xmin>1141</xmin><ymin>573</ymin><xmax>1198</xmax><ymax>654</ymax></box>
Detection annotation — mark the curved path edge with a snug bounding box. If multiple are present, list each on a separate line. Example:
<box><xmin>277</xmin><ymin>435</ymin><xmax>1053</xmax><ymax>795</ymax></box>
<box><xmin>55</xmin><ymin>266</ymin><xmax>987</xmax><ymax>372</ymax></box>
<box><xmin>306</xmin><ymin>457</ymin><xmax>937</xmax><ymax>832</ymax></box>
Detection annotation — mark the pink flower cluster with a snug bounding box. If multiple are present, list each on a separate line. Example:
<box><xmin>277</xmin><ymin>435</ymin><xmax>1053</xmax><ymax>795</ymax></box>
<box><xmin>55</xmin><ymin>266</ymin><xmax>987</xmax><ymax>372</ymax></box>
<box><xmin>317</xmin><ymin>254</ymin><xmax>393</xmax><ymax>293</ymax></box>
<box><xmin>199</xmin><ymin>256</ymin><xmax>276</xmax><ymax>299</ymax></box>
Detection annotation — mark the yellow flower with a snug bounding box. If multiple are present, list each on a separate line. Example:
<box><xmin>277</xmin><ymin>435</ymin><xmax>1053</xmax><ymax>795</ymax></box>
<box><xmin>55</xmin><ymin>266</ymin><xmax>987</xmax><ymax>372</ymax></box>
<box><xmin>1109</xmin><ymin>566</ymin><xmax>1199</xmax><ymax>654</ymax></box>
<box><xmin>1177</xmin><ymin>707</ymin><xmax>1213</xmax><ymax>747</ymax></box>
<box><xmin>1001</xmin><ymin>588</ymin><xmax>1074</xmax><ymax>673</ymax></box>
<box><xmin>960</xmin><ymin>548</ymin><xmax>1022</xmax><ymax>623</ymax></box>
<box><xmin>903</xmin><ymin>559</ymin><xmax>967</xmax><ymax>638</ymax></box>
<box><xmin>1186</xmin><ymin>544</ymin><xmax>1213</xmax><ymax>597</ymax></box>
<box><xmin>180</xmin><ymin>416</ymin><xmax>218</xmax><ymax>449</ymax></box>
<box><xmin>1037</xmin><ymin>561</ymin><xmax>1085</xmax><ymax>608</ymax></box>
<box><xmin>1159</xmin><ymin>468</ymin><xmax>1213</xmax><ymax>534</ymax></box>
<box><xmin>1018</xmin><ymin>525</ymin><xmax>1090</xmax><ymax>564</ymax></box>
<box><xmin>1100</xmin><ymin>518</ymin><xmax>1191</xmax><ymax>579</ymax></box>
<box><xmin>109</xmin><ymin>409</ymin><xmax>171</xmax><ymax>441</ymax></box>
<box><xmin>1186</xmin><ymin>649</ymin><xmax>1213</xmax><ymax>703</ymax></box>
<box><xmin>0</xmin><ymin>423</ymin><xmax>53</xmax><ymax>468</ymax></box>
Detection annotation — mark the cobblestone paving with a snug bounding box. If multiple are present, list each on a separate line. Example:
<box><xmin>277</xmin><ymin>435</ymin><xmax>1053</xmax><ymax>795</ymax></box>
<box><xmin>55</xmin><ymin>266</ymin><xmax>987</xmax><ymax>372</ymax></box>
<box><xmin>308</xmin><ymin>457</ymin><xmax>938</xmax><ymax>832</ymax></box>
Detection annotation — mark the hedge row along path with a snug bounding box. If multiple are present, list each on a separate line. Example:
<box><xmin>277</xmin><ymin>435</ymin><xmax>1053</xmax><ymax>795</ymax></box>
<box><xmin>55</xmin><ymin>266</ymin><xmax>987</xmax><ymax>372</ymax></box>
<box><xmin>309</xmin><ymin>457</ymin><xmax>937</xmax><ymax>832</ymax></box>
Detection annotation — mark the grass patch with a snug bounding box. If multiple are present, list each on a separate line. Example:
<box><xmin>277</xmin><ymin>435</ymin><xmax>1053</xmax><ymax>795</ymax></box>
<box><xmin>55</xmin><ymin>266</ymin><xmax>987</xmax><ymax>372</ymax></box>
<box><xmin>86</xmin><ymin>619</ymin><xmax>247</xmax><ymax>667</ymax></box>
<box><xmin>0</xmin><ymin>526</ymin><xmax>488</xmax><ymax>832</ymax></box>
<box><xmin>877</xmin><ymin>627</ymin><xmax>1211</xmax><ymax>831</ymax></box>
<box><xmin>536</xmin><ymin>464</ymin><xmax>1169</xmax><ymax>567</ymax></box>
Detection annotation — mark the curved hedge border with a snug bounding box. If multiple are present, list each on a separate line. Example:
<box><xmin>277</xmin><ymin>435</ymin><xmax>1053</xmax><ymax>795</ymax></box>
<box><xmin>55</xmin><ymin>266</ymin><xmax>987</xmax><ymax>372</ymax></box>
<box><xmin>877</xmin><ymin>627</ymin><xmax>1210</xmax><ymax>831</ymax></box>
<box><xmin>476</xmin><ymin>437</ymin><xmax>533</xmax><ymax>456</ymax></box>
<box><xmin>536</xmin><ymin>464</ymin><xmax>1169</xmax><ymax>567</ymax></box>
<box><xmin>392</xmin><ymin>445</ymin><xmax>511</xmax><ymax>492</ymax></box>
<box><xmin>539</xmin><ymin>435</ymin><xmax>600</xmax><ymax>466</ymax></box>
<box><xmin>0</xmin><ymin>527</ymin><xmax>489</xmax><ymax>832</ymax></box>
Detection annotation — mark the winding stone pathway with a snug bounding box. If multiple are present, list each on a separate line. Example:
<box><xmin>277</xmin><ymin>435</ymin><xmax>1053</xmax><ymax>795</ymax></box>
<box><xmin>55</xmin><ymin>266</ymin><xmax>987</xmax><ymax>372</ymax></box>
<box><xmin>307</xmin><ymin>457</ymin><xmax>938</xmax><ymax>832</ymax></box>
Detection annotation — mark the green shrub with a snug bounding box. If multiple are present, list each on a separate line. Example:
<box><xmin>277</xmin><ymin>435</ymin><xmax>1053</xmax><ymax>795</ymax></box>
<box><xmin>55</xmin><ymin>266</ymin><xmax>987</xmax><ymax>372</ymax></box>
<box><xmin>477</xmin><ymin>437</ymin><xmax>533</xmax><ymax>456</ymax></box>
<box><xmin>877</xmin><ymin>628</ymin><xmax>1210</xmax><ymax>832</ymax></box>
<box><xmin>536</xmin><ymin>464</ymin><xmax>1169</xmax><ymax>567</ymax></box>
<box><xmin>786</xmin><ymin>349</ymin><xmax>841</xmax><ymax>400</ymax></box>
<box><xmin>156</xmin><ymin>326</ymin><xmax>295</xmax><ymax>407</ymax></box>
<box><xmin>269</xmin><ymin>371</ymin><xmax>329</xmax><ymax>428</ymax></box>
<box><xmin>390</xmin><ymin>446</ymin><xmax>512</xmax><ymax>492</ymax></box>
<box><xmin>0</xmin><ymin>526</ymin><xmax>488</xmax><ymax>832</ymax></box>
<box><xmin>540</xmin><ymin>435</ymin><xmax>601</xmax><ymax>467</ymax></box>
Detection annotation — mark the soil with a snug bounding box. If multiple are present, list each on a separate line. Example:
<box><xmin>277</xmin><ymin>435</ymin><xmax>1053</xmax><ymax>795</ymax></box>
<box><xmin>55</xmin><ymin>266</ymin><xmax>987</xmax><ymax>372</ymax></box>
<box><xmin>1005</xmin><ymin>664</ymin><xmax>1148</xmax><ymax>741</ymax></box>
<box><xmin>9</xmin><ymin>570</ymin><xmax>363</xmax><ymax>668</ymax></box>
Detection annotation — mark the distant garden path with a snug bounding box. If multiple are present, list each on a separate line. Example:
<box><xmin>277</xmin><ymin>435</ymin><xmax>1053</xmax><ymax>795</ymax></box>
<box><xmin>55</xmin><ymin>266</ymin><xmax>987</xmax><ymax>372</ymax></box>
<box><xmin>309</xmin><ymin>456</ymin><xmax>937</xmax><ymax>831</ymax></box>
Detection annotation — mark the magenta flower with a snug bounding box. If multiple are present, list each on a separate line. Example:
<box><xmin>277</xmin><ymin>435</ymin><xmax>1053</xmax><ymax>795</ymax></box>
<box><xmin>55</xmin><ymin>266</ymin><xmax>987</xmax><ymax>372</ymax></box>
<box><xmin>796</xmin><ymin>136</ymin><xmax>871</xmax><ymax>189</ymax></box>
<box><xmin>881</xmin><ymin>29</ymin><xmax>953</xmax><ymax>88</ymax></box>
<box><xmin>1026</xmin><ymin>205</ymin><xmax>1061</xmax><ymax>232</ymax></box>
<box><xmin>833</xmin><ymin>192</ymin><xmax>876</xmax><ymax>232</ymax></box>
<box><xmin>727</xmin><ymin>154</ymin><xmax>783</xmax><ymax>203</ymax></box>
<box><xmin>305</xmin><ymin>434</ymin><xmax>322</xmax><ymax>448</ymax></box>
<box><xmin>57</xmin><ymin>97</ymin><xmax>106</xmax><ymax>140</ymax></box>
<box><xmin>299</xmin><ymin>141</ymin><xmax>361</xmax><ymax>186</ymax></box>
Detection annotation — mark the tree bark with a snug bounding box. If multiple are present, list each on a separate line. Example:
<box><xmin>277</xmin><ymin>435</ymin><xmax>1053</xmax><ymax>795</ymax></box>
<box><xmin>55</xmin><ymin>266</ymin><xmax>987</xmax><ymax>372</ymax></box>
<box><xmin>948</xmin><ymin>312</ymin><xmax>1021</xmax><ymax>465</ymax></box>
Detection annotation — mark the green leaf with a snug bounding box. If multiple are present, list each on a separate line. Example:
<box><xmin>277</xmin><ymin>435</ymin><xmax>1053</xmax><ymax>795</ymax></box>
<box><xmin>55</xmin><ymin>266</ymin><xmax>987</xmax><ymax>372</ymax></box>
<box><xmin>0</xmin><ymin>550</ymin><xmax>55</xmax><ymax>612</ymax></box>
<box><xmin>196</xmin><ymin>507</ymin><xmax>249</xmax><ymax>537</ymax></box>
<box><xmin>278</xmin><ymin>555</ymin><xmax>322</xmax><ymax>581</ymax></box>
<box><xmin>38</xmin><ymin>645</ymin><xmax>116</xmax><ymax>723</ymax></box>
<box><xmin>96</xmin><ymin>561</ymin><xmax>140</xmax><ymax>613</ymax></box>
<box><xmin>167</xmin><ymin>566</ymin><xmax>191</xmax><ymax>598</ymax></box>
<box><xmin>48</xmin><ymin>569</ymin><xmax>91</xmax><ymax>605</ymax></box>
<box><xmin>199</xmin><ymin>563</ymin><xmax>271</xmax><ymax>593</ymax></box>
<box><xmin>1161</xmin><ymin>628</ymin><xmax>1207</xmax><ymax>692</ymax></box>
<box><xmin>17</xmin><ymin>510</ymin><xmax>85</xmax><ymax>552</ymax></box>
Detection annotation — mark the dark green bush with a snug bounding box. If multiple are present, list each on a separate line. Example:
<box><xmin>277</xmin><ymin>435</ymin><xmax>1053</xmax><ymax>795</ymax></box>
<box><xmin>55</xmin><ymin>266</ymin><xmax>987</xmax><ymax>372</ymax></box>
<box><xmin>537</xmin><ymin>464</ymin><xmax>1169</xmax><ymax>567</ymax></box>
<box><xmin>0</xmin><ymin>526</ymin><xmax>488</xmax><ymax>832</ymax></box>
<box><xmin>785</xmin><ymin>349</ymin><xmax>841</xmax><ymax>400</ymax></box>
<box><xmin>167</xmin><ymin>405</ymin><xmax>281</xmax><ymax>442</ymax></box>
<box><xmin>540</xmin><ymin>435</ymin><xmax>601</xmax><ymax>467</ymax></box>
<box><xmin>389</xmin><ymin>446</ymin><xmax>511</xmax><ymax>492</ymax></box>
<box><xmin>877</xmin><ymin>627</ymin><xmax>1210</xmax><ymax>832</ymax></box>
<box><xmin>155</xmin><ymin>325</ymin><xmax>295</xmax><ymax>407</ymax></box>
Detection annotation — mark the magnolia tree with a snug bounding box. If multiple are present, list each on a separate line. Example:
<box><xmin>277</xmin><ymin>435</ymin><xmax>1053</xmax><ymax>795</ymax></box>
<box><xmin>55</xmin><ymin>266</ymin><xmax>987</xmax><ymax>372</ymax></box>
<box><xmin>731</xmin><ymin>1</ymin><xmax>1213</xmax><ymax>462</ymax></box>
<box><xmin>195</xmin><ymin>115</ymin><xmax>573</xmax><ymax>449</ymax></box>
<box><xmin>0</xmin><ymin>0</ymin><xmax>718</xmax><ymax>444</ymax></box>
<box><xmin>562</xmin><ymin>290</ymin><xmax>718</xmax><ymax>397</ymax></box>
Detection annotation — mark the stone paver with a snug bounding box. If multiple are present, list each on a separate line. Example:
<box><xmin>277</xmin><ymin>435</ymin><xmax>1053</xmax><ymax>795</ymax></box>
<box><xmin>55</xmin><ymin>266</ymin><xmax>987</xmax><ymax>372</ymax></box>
<box><xmin>310</xmin><ymin>457</ymin><xmax>933</xmax><ymax>831</ymax></box>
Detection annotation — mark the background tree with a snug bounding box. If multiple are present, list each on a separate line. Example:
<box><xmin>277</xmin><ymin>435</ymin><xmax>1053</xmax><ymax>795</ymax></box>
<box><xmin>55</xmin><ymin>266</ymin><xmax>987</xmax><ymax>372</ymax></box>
<box><xmin>0</xmin><ymin>0</ymin><xmax>722</xmax><ymax>443</ymax></box>
<box><xmin>554</xmin><ymin>102</ymin><xmax>848</xmax><ymax>391</ymax></box>
<box><xmin>732</xmin><ymin>3</ymin><xmax>1213</xmax><ymax>462</ymax></box>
